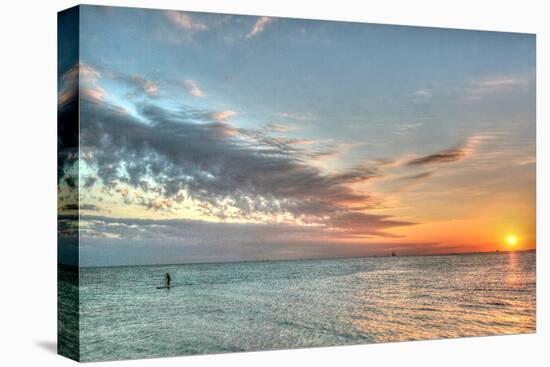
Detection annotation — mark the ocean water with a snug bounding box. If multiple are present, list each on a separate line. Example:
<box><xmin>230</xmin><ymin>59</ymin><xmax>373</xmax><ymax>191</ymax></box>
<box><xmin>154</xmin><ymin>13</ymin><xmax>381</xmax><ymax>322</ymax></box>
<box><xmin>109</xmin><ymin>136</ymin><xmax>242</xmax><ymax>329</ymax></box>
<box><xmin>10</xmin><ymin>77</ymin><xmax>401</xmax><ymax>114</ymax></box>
<box><xmin>59</xmin><ymin>251</ymin><xmax>536</xmax><ymax>362</ymax></box>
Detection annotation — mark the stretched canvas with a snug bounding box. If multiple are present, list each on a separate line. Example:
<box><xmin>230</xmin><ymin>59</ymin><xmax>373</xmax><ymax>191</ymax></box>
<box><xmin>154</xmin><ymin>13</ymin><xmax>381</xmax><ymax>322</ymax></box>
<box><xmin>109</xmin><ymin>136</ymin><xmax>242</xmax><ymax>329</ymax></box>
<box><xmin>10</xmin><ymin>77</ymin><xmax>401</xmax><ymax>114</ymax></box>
<box><xmin>58</xmin><ymin>5</ymin><xmax>536</xmax><ymax>362</ymax></box>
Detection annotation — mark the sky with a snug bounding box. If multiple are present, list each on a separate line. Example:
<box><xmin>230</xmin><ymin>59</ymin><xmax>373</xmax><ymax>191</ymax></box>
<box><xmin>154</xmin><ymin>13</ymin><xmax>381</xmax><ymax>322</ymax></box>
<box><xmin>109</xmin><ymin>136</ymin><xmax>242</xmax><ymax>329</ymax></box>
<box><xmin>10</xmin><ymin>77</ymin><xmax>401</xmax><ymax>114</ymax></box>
<box><xmin>58</xmin><ymin>5</ymin><xmax>536</xmax><ymax>266</ymax></box>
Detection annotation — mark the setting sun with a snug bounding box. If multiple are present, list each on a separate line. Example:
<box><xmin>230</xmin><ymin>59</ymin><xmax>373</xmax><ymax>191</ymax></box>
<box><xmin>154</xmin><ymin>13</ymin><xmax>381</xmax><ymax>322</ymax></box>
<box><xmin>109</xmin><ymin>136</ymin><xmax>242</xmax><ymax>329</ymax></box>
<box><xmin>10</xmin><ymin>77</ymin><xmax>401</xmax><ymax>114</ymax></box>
<box><xmin>506</xmin><ymin>235</ymin><xmax>518</xmax><ymax>246</ymax></box>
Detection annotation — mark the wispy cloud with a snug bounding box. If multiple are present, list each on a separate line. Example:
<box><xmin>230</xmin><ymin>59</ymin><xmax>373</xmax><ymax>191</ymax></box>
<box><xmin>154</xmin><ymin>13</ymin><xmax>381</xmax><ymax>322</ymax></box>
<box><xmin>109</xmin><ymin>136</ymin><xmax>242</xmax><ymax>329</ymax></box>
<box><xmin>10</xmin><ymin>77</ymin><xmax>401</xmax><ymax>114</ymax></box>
<box><xmin>265</xmin><ymin>123</ymin><xmax>298</xmax><ymax>133</ymax></box>
<box><xmin>514</xmin><ymin>155</ymin><xmax>536</xmax><ymax>166</ymax></box>
<box><xmin>58</xmin><ymin>87</ymin><xmax>77</xmax><ymax>106</ymax></box>
<box><xmin>164</xmin><ymin>10</ymin><xmax>208</xmax><ymax>31</ymax></box>
<box><xmin>473</xmin><ymin>78</ymin><xmax>524</xmax><ymax>89</ymax></box>
<box><xmin>82</xmin><ymin>85</ymin><xmax>107</xmax><ymax>104</ymax></box>
<box><xmin>59</xmin><ymin>63</ymin><xmax>102</xmax><ymax>106</ymax></box>
<box><xmin>71</xmin><ymin>63</ymin><xmax>161</xmax><ymax>100</ymax></box>
<box><xmin>274</xmin><ymin>112</ymin><xmax>315</xmax><ymax>121</ymax></box>
<box><xmin>400</xmin><ymin>172</ymin><xmax>433</xmax><ymax>180</ymax></box>
<box><xmin>124</xmin><ymin>75</ymin><xmax>159</xmax><ymax>97</ymax></box>
<box><xmin>79</xmin><ymin>63</ymin><xmax>102</xmax><ymax>83</ymax></box>
<box><xmin>393</xmin><ymin>122</ymin><xmax>424</xmax><ymax>136</ymax></box>
<box><xmin>407</xmin><ymin>146</ymin><xmax>465</xmax><ymax>166</ymax></box>
<box><xmin>144</xmin><ymin>82</ymin><xmax>158</xmax><ymax>96</ymax></box>
<box><xmin>209</xmin><ymin>110</ymin><xmax>236</xmax><ymax>122</ymax></box>
<box><xmin>69</xmin><ymin>64</ymin><xmax>109</xmax><ymax>104</ymax></box>
<box><xmin>246</xmin><ymin>16</ymin><xmax>273</xmax><ymax>39</ymax></box>
<box><xmin>406</xmin><ymin>134</ymin><xmax>492</xmax><ymax>166</ymax></box>
<box><xmin>183</xmin><ymin>79</ymin><xmax>205</xmax><ymax>97</ymax></box>
<box><xmin>410</xmin><ymin>89</ymin><xmax>432</xmax><ymax>99</ymax></box>
<box><xmin>465</xmin><ymin>76</ymin><xmax>529</xmax><ymax>100</ymax></box>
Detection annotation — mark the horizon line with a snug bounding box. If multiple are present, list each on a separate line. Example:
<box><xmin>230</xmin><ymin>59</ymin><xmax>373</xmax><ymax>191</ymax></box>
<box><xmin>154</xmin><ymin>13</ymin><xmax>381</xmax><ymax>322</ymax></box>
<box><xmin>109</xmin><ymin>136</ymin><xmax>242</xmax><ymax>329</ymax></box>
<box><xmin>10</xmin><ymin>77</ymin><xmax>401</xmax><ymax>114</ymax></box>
<box><xmin>62</xmin><ymin>248</ymin><xmax>537</xmax><ymax>270</ymax></box>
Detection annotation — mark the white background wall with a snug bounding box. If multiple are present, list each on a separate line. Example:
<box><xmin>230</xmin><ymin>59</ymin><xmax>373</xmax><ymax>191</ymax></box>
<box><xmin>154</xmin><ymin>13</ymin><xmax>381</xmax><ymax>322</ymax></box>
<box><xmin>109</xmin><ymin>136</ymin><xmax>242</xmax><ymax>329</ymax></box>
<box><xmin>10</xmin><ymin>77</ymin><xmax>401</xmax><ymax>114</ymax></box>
<box><xmin>0</xmin><ymin>0</ymin><xmax>547</xmax><ymax>366</ymax></box>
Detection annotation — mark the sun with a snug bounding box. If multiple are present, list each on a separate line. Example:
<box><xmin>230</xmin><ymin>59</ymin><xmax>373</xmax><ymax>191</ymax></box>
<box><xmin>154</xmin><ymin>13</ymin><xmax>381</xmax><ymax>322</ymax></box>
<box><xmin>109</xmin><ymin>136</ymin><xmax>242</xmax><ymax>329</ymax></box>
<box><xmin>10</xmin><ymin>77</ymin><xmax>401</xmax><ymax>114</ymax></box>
<box><xmin>506</xmin><ymin>235</ymin><xmax>518</xmax><ymax>247</ymax></box>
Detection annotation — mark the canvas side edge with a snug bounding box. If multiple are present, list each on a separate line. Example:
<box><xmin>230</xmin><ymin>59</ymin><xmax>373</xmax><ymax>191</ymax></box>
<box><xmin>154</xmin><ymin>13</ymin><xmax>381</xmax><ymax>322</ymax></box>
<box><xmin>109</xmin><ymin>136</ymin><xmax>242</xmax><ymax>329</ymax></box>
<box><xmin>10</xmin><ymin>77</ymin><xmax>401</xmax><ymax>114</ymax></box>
<box><xmin>57</xmin><ymin>5</ymin><xmax>81</xmax><ymax>362</ymax></box>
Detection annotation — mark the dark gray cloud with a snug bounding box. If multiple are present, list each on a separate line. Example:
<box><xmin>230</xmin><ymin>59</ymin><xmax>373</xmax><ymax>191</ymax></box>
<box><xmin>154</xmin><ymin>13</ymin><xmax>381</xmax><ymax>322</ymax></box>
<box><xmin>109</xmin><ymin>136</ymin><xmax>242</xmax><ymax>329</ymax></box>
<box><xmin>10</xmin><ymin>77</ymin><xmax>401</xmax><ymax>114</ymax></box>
<box><xmin>403</xmin><ymin>135</ymin><xmax>484</xmax><ymax>167</ymax></box>
<box><xmin>400</xmin><ymin>171</ymin><xmax>433</xmax><ymax>180</ymax></box>
<box><xmin>77</xmin><ymin>215</ymin><xmax>431</xmax><ymax>267</ymax></box>
<box><xmin>406</xmin><ymin>146</ymin><xmax>465</xmax><ymax>166</ymax></box>
<box><xmin>57</xmin><ymin>70</ymin><xmax>79</xmax><ymax>184</ymax></box>
<box><xmin>63</xmin><ymin>176</ymin><xmax>77</xmax><ymax>188</ymax></box>
<box><xmin>61</xmin><ymin>204</ymin><xmax>100</xmax><ymax>212</ymax></box>
<box><xmin>327</xmin><ymin>212</ymin><xmax>412</xmax><ymax>238</ymax></box>
<box><xmin>76</xmin><ymin>95</ymin><xmax>414</xmax><ymax>236</ymax></box>
<box><xmin>79</xmin><ymin>215</ymin><xmax>316</xmax><ymax>241</ymax></box>
<box><xmin>58</xmin><ymin>214</ymin><xmax>79</xmax><ymax>237</ymax></box>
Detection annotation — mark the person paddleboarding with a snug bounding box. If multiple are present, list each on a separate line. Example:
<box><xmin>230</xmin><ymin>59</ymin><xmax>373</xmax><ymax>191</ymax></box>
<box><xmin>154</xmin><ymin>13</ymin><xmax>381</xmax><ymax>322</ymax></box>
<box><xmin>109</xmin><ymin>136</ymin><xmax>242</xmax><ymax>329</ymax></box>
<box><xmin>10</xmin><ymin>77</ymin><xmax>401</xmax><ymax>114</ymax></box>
<box><xmin>165</xmin><ymin>272</ymin><xmax>171</xmax><ymax>288</ymax></box>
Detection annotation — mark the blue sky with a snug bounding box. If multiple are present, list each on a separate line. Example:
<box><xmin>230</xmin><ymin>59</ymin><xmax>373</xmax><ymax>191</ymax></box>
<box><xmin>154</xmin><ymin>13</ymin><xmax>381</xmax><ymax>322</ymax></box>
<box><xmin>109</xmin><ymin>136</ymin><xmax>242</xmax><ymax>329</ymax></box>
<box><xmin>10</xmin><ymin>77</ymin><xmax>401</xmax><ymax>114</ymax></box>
<box><xmin>58</xmin><ymin>5</ymin><xmax>536</xmax><ymax>266</ymax></box>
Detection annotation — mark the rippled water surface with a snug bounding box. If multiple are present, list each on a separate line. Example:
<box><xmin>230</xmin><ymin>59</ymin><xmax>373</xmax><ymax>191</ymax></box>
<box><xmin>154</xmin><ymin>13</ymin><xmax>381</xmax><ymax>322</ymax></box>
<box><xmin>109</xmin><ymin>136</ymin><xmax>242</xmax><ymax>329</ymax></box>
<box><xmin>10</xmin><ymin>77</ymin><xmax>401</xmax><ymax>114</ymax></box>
<box><xmin>62</xmin><ymin>251</ymin><xmax>535</xmax><ymax>361</ymax></box>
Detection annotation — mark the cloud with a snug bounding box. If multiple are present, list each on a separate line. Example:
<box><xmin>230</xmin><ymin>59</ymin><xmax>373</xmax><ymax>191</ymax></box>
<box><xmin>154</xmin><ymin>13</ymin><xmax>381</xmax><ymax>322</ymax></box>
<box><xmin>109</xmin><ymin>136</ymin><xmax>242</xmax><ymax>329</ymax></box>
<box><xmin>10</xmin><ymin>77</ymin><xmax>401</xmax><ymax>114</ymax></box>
<box><xmin>406</xmin><ymin>146</ymin><xmax>465</xmax><ymax>166</ymax></box>
<box><xmin>465</xmin><ymin>76</ymin><xmax>529</xmax><ymax>100</ymax></box>
<box><xmin>400</xmin><ymin>172</ymin><xmax>433</xmax><ymax>180</ymax></box>
<box><xmin>58</xmin><ymin>63</ymin><xmax>96</xmax><ymax>106</ymax></box>
<box><xmin>146</xmin><ymin>84</ymin><xmax>159</xmax><ymax>95</ymax></box>
<box><xmin>393</xmin><ymin>122</ymin><xmax>424</xmax><ymax>136</ymax></box>
<box><xmin>62</xmin><ymin>204</ymin><xmax>101</xmax><ymax>212</ymax></box>
<box><xmin>58</xmin><ymin>63</ymin><xmax>108</xmax><ymax>105</ymax></box>
<box><xmin>274</xmin><ymin>112</ymin><xmax>315</xmax><ymax>121</ymax></box>
<box><xmin>164</xmin><ymin>10</ymin><xmax>208</xmax><ymax>31</ymax></box>
<box><xmin>74</xmin><ymin>63</ymin><xmax>161</xmax><ymax>99</ymax></box>
<box><xmin>58</xmin><ymin>68</ymin><xmax>79</xmax><ymax>184</ymax></box>
<box><xmin>246</xmin><ymin>16</ymin><xmax>273</xmax><ymax>39</ymax></box>
<box><xmin>265</xmin><ymin>123</ymin><xmax>298</xmax><ymax>133</ymax></box>
<box><xmin>327</xmin><ymin>212</ymin><xmax>413</xmax><ymax>238</ymax></box>
<box><xmin>209</xmin><ymin>110</ymin><xmax>236</xmax><ymax>122</ymax></box>
<box><xmin>76</xmin><ymin>215</ymin><xmax>424</xmax><ymax>266</ymax></box>
<box><xmin>58</xmin><ymin>88</ymin><xmax>77</xmax><ymax>106</ymax></box>
<box><xmin>141</xmin><ymin>198</ymin><xmax>175</xmax><ymax>211</ymax></box>
<box><xmin>183</xmin><ymin>79</ymin><xmax>205</xmax><ymax>97</ymax></box>
<box><xmin>84</xmin><ymin>176</ymin><xmax>98</xmax><ymax>188</ymax></box>
<box><xmin>124</xmin><ymin>75</ymin><xmax>159</xmax><ymax>97</ymax></box>
<box><xmin>368</xmin><ymin>158</ymin><xmax>396</xmax><ymax>167</ymax></box>
<box><xmin>405</xmin><ymin>135</ymin><xmax>491</xmax><ymax>166</ymax></box>
<box><xmin>79</xmin><ymin>64</ymin><xmax>102</xmax><ymax>83</ymax></box>
<box><xmin>410</xmin><ymin>89</ymin><xmax>432</xmax><ymax>99</ymax></box>
<box><xmin>472</xmin><ymin>78</ymin><xmax>524</xmax><ymax>89</ymax></box>
<box><xmin>81</xmin><ymin>85</ymin><xmax>107</xmax><ymax>104</ymax></box>
<box><xmin>76</xmin><ymin>98</ymin><xmax>414</xmax><ymax>237</ymax></box>
<box><xmin>327</xmin><ymin>166</ymin><xmax>381</xmax><ymax>186</ymax></box>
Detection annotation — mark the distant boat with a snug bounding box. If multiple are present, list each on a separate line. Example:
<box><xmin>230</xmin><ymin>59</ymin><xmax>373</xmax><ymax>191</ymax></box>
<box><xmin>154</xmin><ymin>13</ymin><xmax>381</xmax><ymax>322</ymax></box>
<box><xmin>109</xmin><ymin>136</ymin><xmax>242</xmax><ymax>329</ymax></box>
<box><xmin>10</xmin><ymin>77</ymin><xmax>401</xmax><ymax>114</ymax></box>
<box><xmin>391</xmin><ymin>251</ymin><xmax>396</xmax><ymax>257</ymax></box>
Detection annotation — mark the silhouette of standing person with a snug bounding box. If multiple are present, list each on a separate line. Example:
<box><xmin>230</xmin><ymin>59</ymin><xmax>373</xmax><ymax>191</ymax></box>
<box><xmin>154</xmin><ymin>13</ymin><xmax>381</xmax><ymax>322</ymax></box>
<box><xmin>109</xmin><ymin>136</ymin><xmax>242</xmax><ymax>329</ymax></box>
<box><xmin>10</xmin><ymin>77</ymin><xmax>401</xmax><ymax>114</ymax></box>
<box><xmin>165</xmin><ymin>272</ymin><xmax>171</xmax><ymax>288</ymax></box>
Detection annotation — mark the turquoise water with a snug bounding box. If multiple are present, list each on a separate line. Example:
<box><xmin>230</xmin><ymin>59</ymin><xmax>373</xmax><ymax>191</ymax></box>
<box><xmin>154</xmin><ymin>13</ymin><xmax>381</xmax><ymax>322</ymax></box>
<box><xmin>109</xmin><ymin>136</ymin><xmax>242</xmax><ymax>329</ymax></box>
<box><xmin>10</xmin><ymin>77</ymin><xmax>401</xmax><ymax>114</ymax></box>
<box><xmin>60</xmin><ymin>251</ymin><xmax>536</xmax><ymax>361</ymax></box>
